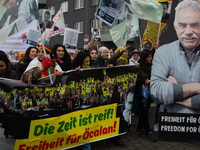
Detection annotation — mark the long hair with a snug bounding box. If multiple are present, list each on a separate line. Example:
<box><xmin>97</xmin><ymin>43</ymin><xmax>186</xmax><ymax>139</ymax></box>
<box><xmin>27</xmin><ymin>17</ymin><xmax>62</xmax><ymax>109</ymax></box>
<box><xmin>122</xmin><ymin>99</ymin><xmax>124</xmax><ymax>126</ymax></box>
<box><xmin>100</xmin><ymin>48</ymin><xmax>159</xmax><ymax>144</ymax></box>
<box><xmin>72</xmin><ymin>51</ymin><xmax>90</xmax><ymax>69</ymax></box>
<box><xmin>139</xmin><ymin>49</ymin><xmax>152</xmax><ymax>66</ymax></box>
<box><xmin>23</xmin><ymin>46</ymin><xmax>38</xmax><ymax>63</ymax></box>
<box><xmin>52</xmin><ymin>44</ymin><xmax>72</xmax><ymax>70</ymax></box>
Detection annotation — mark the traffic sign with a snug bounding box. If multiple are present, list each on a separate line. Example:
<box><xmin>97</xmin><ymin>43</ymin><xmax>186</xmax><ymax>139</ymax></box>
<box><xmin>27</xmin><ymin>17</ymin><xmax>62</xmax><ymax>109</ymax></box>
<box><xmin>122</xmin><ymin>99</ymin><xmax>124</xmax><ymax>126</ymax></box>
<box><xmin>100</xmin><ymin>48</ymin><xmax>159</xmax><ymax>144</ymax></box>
<box><xmin>84</xmin><ymin>41</ymin><xmax>89</xmax><ymax>45</ymax></box>
<box><xmin>84</xmin><ymin>35</ymin><xmax>89</xmax><ymax>39</ymax></box>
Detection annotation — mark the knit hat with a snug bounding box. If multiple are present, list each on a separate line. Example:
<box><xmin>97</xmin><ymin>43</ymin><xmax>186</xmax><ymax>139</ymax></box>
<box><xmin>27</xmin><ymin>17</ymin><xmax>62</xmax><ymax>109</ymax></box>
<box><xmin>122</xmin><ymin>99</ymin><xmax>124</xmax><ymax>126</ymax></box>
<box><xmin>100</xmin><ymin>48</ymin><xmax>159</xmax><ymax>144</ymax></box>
<box><xmin>0</xmin><ymin>53</ymin><xmax>9</xmax><ymax>65</ymax></box>
<box><xmin>38</xmin><ymin>44</ymin><xmax>53</xmax><ymax>58</ymax></box>
<box><xmin>19</xmin><ymin>52</ymin><xmax>25</xmax><ymax>60</ymax></box>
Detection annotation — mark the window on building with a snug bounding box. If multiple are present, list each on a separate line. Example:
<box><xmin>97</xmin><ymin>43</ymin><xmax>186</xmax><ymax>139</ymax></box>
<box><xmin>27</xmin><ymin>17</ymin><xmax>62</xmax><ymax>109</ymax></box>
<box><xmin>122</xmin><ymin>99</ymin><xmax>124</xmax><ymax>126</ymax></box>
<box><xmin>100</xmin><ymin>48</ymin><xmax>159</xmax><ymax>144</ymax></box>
<box><xmin>60</xmin><ymin>1</ymin><xmax>68</xmax><ymax>12</ymax></box>
<box><xmin>74</xmin><ymin>0</ymin><xmax>84</xmax><ymax>10</ymax></box>
<box><xmin>74</xmin><ymin>21</ymin><xmax>83</xmax><ymax>33</ymax></box>
<box><xmin>91</xmin><ymin>0</ymin><xmax>98</xmax><ymax>6</ymax></box>
<box><xmin>91</xmin><ymin>19</ymin><xmax>102</xmax><ymax>30</ymax></box>
<box><xmin>48</xmin><ymin>5</ymin><xmax>55</xmax><ymax>15</ymax></box>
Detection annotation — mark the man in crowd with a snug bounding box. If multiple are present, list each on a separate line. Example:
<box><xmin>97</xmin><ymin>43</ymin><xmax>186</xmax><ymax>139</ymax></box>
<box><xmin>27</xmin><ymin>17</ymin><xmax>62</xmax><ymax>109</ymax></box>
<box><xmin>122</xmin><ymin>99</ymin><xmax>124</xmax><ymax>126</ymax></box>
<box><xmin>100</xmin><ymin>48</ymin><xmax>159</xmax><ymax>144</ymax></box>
<box><xmin>150</xmin><ymin>0</ymin><xmax>200</xmax><ymax>114</ymax></box>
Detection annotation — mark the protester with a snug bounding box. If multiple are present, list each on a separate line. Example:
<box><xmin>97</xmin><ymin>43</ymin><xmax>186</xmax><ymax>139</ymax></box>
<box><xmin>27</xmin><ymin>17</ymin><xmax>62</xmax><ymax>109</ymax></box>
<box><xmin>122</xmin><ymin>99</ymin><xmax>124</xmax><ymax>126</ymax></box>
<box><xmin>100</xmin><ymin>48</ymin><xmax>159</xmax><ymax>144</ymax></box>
<box><xmin>19</xmin><ymin>52</ymin><xmax>25</xmax><ymax>61</ymax></box>
<box><xmin>109</xmin><ymin>48</ymin><xmax>115</xmax><ymax>57</ymax></box>
<box><xmin>52</xmin><ymin>44</ymin><xmax>72</xmax><ymax>72</ymax></box>
<box><xmin>21</xmin><ymin>45</ymin><xmax>62</xmax><ymax>87</ymax></box>
<box><xmin>13</xmin><ymin>90</ymin><xmax>22</xmax><ymax>109</ymax></box>
<box><xmin>96</xmin><ymin>46</ymin><xmax>113</xmax><ymax>67</ymax></box>
<box><xmin>0</xmin><ymin>53</ymin><xmax>18</xmax><ymax>80</ymax></box>
<box><xmin>129</xmin><ymin>49</ymin><xmax>140</xmax><ymax>66</ymax></box>
<box><xmin>17</xmin><ymin>46</ymin><xmax>38</xmax><ymax>78</ymax></box>
<box><xmin>109</xmin><ymin>44</ymin><xmax>131</xmax><ymax>66</ymax></box>
<box><xmin>135</xmin><ymin>49</ymin><xmax>156</xmax><ymax>142</ymax></box>
<box><xmin>90</xmin><ymin>48</ymin><xmax>99</xmax><ymax>68</ymax></box>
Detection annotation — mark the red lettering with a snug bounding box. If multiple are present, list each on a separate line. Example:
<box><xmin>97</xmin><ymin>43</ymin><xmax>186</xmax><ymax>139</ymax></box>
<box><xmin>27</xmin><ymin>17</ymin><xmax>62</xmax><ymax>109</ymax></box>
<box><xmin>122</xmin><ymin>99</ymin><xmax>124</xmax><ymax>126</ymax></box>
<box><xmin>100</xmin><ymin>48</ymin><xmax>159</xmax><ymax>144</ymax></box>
<box><xmin>26</xmin><ymin>146</ymin><xmax>31</xmax><ymax>150</ymax></box>
<box><xmin>32</xmin><ymin>145</ymin><xmax>38</xmax><ymax>150</ymax></box>
<box><xmin>103</xmin><ymin>127</ymin><xmax>108</xmax><ymax>134</ymax></box>
<box><xmin>89</xmin><ymin>131</ymin><xmax>94</xmax><ymax>138</ymax></box>
<box><xmin>19</xmin><ymin>144</ymin><xmax>26</xmax><ymax>150</ymax></box>
<box><xmin>49</xmin><ymin>141</ymin><xmax>55</xmax><ymax>148</ymax></box>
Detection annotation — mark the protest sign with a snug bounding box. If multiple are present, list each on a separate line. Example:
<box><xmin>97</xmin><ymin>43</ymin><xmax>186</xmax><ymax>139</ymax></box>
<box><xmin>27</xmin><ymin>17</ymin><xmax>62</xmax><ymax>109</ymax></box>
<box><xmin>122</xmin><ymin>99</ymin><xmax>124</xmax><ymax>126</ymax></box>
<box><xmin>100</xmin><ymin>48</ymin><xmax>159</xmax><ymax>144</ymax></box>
<box><xmin>63</xmin><ymin>28</ymin><xmax>79</xmax><ymax>53</ymax></box>
<box><xmin>91</xmin><ymin>28</ymin><xmax>101</xmax><ymax>46</ymax></box>
<box><xmin>96</xmin><ymin>0</ymin><xmax>124</xmax><ymax>26</ymax></box>
<box><xmin>0</xmin><ymin>65</ymin><xmax>138</xmax><ymax>149</ymax></box>
<box><xmin>26</xmin><ymin>29</ymin><xmax>40</xmax><ymax>47</ymax></box>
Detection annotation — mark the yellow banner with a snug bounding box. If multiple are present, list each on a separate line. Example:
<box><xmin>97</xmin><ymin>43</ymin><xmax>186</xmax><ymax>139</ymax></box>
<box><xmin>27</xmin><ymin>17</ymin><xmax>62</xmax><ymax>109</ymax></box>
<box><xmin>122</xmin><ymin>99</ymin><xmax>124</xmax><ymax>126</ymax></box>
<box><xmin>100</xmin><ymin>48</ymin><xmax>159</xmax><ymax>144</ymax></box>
<box><xmin>15</xmin><ymin>104</ymin><xmax>119</xmax><ymax>150</ymax></box>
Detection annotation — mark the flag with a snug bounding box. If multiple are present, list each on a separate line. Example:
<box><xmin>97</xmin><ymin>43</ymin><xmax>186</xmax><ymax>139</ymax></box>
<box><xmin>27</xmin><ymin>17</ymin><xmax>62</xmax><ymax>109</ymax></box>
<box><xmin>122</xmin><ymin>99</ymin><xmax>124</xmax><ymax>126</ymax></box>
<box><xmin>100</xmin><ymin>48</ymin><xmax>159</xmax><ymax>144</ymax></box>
<box><xmin>155</xmin><ymin>0</ymin><xmax>173</xmax><ymax>23</ymax></box>
<box><xmin>142</xmin><ymin>21</ymin><xmax>167</xmax><ymax>50</ymax></box>
<box><xmin>129</xmin><ymin>0</ymin><xmax>163</xmax><ymax>24</ymax></box>
<box><xmin>110</xmin><ymin>16</ymin><xmax>139</xmax><ymax>47</ymax></box>
<box><xmin>38</xmin><ymin>29</ymin><xmax>51</xmax><ymax>45</ymax></box>
<box><xmin>142</xmin><ymin>0</ymin><xmax>173</xmax><ymax>49</ymax></box>
<box><xmin>0</xmin><ymin>0</ymin><xmax>39</xmax><ymax>45</ymax></box>
<box><xmin>46</xmin><ymin>8</ymin><xmax>65</xmax><ymax>41</ymax></box>
<box><xmin>0</xmin><ymin>20</ymin><xmax>38</xmax><ymax>54</ymax></box>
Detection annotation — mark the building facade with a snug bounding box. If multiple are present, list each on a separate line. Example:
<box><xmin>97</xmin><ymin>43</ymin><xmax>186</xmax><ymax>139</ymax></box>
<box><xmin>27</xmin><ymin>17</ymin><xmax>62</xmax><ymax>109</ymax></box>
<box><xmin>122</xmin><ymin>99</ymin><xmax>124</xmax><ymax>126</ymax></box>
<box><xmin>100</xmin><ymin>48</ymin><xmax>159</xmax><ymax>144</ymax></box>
<box><xmin>38</xmin><ymin>0</ymin><xmax>180</xmax><ymax>51</ymax></box>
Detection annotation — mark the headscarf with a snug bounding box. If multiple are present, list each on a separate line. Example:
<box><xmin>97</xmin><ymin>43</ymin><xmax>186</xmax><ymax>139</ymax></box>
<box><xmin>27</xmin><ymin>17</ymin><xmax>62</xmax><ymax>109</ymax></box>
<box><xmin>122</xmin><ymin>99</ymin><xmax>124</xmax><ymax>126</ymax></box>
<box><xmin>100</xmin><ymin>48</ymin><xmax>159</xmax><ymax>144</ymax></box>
<box><xmin>19</xmin><ymin>52</ymin><xmax>25</xmax><ymax>61</ymax></box>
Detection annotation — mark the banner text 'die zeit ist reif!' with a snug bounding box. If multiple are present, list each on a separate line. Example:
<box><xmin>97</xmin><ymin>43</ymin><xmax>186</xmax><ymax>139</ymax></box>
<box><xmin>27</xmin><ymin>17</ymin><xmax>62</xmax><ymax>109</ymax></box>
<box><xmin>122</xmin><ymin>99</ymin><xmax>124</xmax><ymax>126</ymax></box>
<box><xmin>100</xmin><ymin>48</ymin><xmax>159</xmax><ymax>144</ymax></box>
<box><xmin>15</xmin><ymin>104</ymin><xmax>119</xmax><ymax>150</ymax></box>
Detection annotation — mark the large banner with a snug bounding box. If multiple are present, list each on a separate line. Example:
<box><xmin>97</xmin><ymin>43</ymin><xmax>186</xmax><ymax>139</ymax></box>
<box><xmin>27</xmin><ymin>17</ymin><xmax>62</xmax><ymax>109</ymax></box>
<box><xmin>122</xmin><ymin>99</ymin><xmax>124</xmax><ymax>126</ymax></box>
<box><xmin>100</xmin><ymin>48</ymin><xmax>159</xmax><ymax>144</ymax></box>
<box><xmin>0</xmin><ymin>0</ymin><xmax>39</xmax><ymax>45</ymax></box>
<box><xmin>0</xmin><ymin>65</ymin><xmax>138</xmax><ymax>149</ymax></box>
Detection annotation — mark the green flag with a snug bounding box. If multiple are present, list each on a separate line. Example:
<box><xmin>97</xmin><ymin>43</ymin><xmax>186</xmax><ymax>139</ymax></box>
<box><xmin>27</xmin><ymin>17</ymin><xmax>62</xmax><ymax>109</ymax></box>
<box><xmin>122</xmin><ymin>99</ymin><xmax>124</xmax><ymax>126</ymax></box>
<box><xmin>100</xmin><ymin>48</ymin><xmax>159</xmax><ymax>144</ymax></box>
<box><xmin>110</xmin><ymin>16</ymin><xmax>139</xmax><ymax>47</ymax></box>
<box><xmin>129</xmin><ymin>0</ymin><xmax>163</xmax><ymax>24</ymax></box>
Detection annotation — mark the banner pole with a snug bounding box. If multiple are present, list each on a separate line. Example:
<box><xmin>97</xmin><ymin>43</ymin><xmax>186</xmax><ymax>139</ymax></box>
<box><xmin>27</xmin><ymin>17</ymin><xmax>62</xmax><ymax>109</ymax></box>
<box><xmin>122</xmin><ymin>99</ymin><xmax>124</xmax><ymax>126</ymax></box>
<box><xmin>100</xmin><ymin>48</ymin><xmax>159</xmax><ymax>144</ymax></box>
<box><xmin>37</xmin><ymin>20</ymin><xmax>53</xmax><ymax>84</ymax></box>
<box><xmin>91</xmin><ymin>4</ymin><xmax>99</xmax><ymax>41</ymax></box>
<box><xmin>157</xmin><ymin>23</ymin><xmax>162</xmax><ymax>44</ymax></box>
<box><xmin>92</xmin><ymin>20</ymin><xmax>103</xmax><ymax>42</ymax></box>
<box><xmin>139</xmin><ymin>33</ymin><xmax>143</xmax><ymax>52</ymax></box>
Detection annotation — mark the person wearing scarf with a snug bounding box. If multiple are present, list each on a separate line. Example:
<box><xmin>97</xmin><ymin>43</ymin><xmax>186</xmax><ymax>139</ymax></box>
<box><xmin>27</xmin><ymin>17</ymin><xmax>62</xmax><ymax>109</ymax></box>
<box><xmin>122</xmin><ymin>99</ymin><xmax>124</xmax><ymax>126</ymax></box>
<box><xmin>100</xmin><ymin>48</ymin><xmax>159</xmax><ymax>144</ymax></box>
<box><xmin>109</xmin><ymin>44</ymin><xmax>131</xmax><ymax>66</ymax></box>
<box><xmin>129</xmin><ymin>49</ymin><xmax>140</xmax><ymax>66</ymax></box>
<box><xmin>96</xmin><ymin>46</ymin><xmax>113</xmax><ymax>67</ymax></box>
<box><xmin>52</xmin><ymin>44</ymin><xmax>72</xmax><ymax>72</ymax></box>
<box><xmin>21</xmin><ymin>44</ymin><xmax>62</xmax><ymax>87</ymax></box>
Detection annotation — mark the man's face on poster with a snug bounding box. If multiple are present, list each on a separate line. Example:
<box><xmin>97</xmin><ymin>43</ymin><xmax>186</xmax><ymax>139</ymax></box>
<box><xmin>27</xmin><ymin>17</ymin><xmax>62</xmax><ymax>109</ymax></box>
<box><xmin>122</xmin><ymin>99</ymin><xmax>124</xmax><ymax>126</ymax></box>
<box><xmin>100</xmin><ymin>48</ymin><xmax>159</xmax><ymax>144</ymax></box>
<box><xmin>175</xmin><ymin>7</ymin><xmax>200</xmax><ymax>51</ymax></box>
<box><xmin>44</xmin><ymin>12</ymin><xmax>50</xmax><ymax>23</ymax></box>
<box><xmin>0</xmin><ymin>0</ymin><xmax>17</xmax><ymax>10</ymax></box>
<box><xmin>161</xmin><ymin>2</ymin><xmax>168</xmax><ymax>17</ymax></box>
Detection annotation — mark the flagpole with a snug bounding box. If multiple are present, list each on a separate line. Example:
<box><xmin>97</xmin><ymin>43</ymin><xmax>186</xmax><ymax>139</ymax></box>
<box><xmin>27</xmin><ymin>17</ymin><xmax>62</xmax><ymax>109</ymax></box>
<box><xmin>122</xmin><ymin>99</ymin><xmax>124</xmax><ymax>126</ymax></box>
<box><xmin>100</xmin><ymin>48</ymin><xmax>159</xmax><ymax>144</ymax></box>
<box><xmin>37</xmin><ymin>20</ymin><xmax>53</xmax><ymax>84</ymax></box>
<box><xmin>92</xmin><ymin>20</ymin><xmax>103</xmax><ymax>42</ymax></box>
<box><xmin>91</xmin><ymin>2</ymin><xmax>100</xmax><ymax>41</ymax></box>
<box><xmin>157</xmin><ymin>23</ymin><xmax>162</xmax><ymax>44</ymax></box>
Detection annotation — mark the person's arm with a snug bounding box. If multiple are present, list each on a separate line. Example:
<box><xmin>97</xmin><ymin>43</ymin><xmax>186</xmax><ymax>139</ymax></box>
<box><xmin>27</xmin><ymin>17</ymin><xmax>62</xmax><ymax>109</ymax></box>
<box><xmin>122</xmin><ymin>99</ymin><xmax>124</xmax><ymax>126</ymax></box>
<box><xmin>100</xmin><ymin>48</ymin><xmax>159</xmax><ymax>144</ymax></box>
<box><xmin>109</xmin><ymin>44</ymin><xmax>130</xmax><ymax>64</ymax></box>
<box><xmin>150</xmin><ymin>46</ymin><xmax>200</xmax><ymax>106</ymax></box>
<box><xmin>168</xmin><ymin>76</ymin><xmax>200</xmax><ymax>109</ymax></box>
<box><xmin>150</xmin><ymin>46</ymin><xmax>183</xmax><ymax>105</ymax></box>
<box><xmin>85</xmin><ymin>42</ymin><xmax>94</xmax><ymax>51</ymax></box>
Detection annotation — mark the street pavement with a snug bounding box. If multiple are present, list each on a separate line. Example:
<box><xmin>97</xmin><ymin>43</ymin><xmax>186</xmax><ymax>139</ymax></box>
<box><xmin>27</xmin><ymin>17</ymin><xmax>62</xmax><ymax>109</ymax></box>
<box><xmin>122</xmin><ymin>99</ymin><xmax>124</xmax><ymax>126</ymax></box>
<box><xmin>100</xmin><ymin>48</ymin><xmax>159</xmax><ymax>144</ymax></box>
<box><xmin>1</xmin><ymin>103</ymin><xmax>200</xmax><ymax>150</ymax></box>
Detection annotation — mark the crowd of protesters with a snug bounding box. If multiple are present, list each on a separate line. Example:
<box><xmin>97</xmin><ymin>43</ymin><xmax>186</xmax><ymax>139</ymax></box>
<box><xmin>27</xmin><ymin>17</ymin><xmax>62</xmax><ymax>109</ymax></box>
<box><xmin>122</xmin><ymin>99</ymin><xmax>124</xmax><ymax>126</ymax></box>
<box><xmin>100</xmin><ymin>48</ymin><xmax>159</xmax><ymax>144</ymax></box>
<box><xmin>0</xmin><ymin>41</ymin><xmax>159</xmax><ymax>145</ymax></box>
